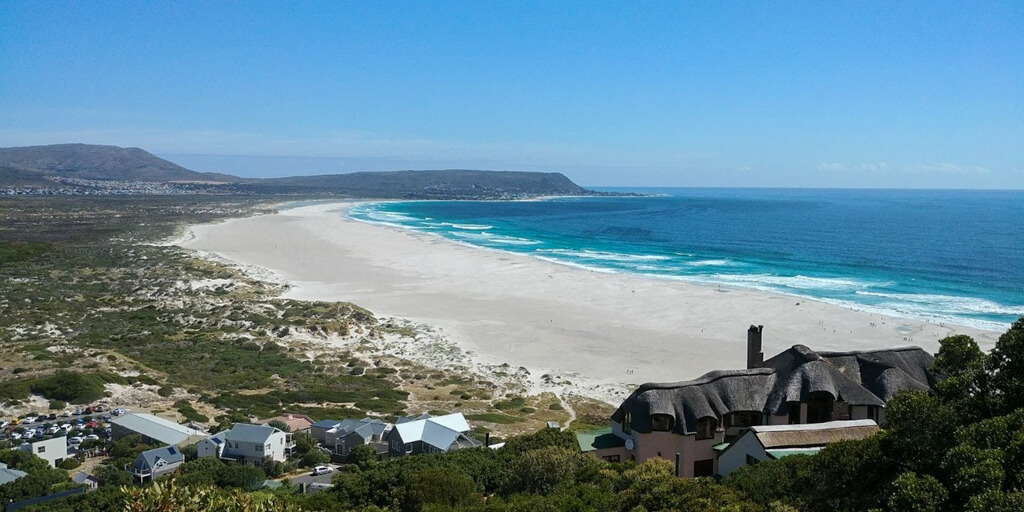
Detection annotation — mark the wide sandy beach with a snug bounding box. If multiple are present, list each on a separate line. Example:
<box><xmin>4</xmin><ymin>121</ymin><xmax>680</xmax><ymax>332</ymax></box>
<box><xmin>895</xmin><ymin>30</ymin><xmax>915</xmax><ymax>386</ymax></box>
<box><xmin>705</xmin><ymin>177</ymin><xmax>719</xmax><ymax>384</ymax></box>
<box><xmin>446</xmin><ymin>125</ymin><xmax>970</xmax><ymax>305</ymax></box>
<box><xmin>181</xmin><ymin>202</ymin><xmax>1000</xmax><ymax>403</ymax></box>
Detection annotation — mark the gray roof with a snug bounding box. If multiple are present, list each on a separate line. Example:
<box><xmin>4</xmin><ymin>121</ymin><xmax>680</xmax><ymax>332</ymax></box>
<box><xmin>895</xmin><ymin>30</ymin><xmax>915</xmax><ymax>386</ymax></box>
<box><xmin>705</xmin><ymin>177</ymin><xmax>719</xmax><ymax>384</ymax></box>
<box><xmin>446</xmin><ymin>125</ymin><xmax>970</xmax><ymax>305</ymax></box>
<box><xmin>72</xmin><ymin>472</ymin><xmax>98</xmax><ymax>485</ymax></box>
<box><xmin>612</xmin><ymin>344</ymin><xmax>935</xmax><ymax>435</ymax></box>
<box><xmin>133</xmin><ymin>445</ymin><xmax>184</xmax><ymax>470</ymax></box>
<box><xmin>111</xmin><ymin>413</ymin><xmax>203</xmax><ymax>445</ymax></box>
<box><xmin>312</xmin><ymin>419</ymin><xmax>343</xmax><ymax>429</ymax></box>
<box><xmin>0</xmin><ymin>464</ymin><xmax>28</xmax><ymax>485</ymax></box>
<box><xmin>225</xmin><ymin>423</ymin><xmax>282</xmax><ymax>444</ymax></box>
<box><xmin>335</xmin><ymin>418</ymin><xmax>389</xmax><ymax>438</ymax></box>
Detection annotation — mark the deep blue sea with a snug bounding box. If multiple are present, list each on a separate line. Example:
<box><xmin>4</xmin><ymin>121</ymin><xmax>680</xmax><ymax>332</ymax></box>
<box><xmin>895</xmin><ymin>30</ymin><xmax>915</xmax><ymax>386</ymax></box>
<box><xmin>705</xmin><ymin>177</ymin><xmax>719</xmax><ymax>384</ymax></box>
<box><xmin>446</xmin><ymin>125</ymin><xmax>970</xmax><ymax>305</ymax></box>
<box><xmin>348</xmin><ymin>188</ymin><xmax>1024</xmax><ymax>331</ymax></box>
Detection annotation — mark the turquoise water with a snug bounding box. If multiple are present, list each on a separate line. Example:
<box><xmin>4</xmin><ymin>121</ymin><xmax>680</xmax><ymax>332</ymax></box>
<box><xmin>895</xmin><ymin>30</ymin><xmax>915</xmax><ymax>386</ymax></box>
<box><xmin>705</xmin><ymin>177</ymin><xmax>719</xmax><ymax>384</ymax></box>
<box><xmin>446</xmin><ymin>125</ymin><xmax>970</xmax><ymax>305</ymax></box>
<box><xmin>348</xmin><ymin>188</ymin><xmax>1024</xmax><ymax>331</ymax></box>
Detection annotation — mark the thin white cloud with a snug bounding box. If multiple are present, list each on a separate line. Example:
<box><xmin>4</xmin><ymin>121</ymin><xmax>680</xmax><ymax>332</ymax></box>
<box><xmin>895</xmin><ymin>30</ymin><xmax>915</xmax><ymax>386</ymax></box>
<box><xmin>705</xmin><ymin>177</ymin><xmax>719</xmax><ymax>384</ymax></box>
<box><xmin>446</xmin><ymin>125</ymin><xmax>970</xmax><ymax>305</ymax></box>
<box><xmin>816</xmin><ymin>162</ymin><xmax>888</xmax><ymax>172</ymax></box>
<box><xmin>903</xmin><ymin>162</ymin><xmax>990</xmax><ymax>174</ymax></box>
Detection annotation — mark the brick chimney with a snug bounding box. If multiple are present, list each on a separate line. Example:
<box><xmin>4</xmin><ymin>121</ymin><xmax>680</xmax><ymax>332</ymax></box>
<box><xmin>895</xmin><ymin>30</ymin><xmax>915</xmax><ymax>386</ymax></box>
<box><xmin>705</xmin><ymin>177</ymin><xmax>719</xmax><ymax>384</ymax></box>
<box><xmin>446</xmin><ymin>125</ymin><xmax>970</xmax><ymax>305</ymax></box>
<box><xmin>747</xmin><ymin>325</ymin><xmax>764</xmax><ymax>369</ymax></box>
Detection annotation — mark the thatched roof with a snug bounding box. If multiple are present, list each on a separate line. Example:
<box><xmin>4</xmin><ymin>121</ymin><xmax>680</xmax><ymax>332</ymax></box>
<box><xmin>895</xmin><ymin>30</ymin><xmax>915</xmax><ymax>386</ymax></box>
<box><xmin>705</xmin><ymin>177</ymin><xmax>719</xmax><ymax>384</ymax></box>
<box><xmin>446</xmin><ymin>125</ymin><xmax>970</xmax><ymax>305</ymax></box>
<box><xmin>611</xmin><ymin>344</ymin><xmax>935</xmax><ymax>435</ymax></box>
<box><xmin>611</xmin><ymin>368</ymin><xmax>776</xmax><ymax>434</ymax></box>
<box><xmin>751</xmin><ymin>419</ymin><xmax>879</xmax><ymax>449</ymax></box>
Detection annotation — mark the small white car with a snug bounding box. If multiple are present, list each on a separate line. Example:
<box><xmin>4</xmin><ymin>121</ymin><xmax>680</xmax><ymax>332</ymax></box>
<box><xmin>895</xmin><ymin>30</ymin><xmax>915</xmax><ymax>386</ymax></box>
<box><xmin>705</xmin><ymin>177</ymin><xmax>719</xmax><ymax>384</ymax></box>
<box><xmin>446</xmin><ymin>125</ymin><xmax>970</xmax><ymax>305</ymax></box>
<box><xmin>10</xmin><ymin>432</ymin><xmax>22</xmax><ymax>440</ymax></box>
<box><xmin>68</xmin><ymin>436</ymin><xmax>84</xmax><ymax>445</ymax></box>
<box><xmin>60</xmin><ymin>411</ymin><xmax>72</xmax><ymax>417</ymax></box>
<box><xmin>0</xmin><ymin>420</ymin><xmax>9</xmax><ymax>429</ymax></box>
<box><xmin>311</xmin><ymin>465</ymin><xmax>334</xmax><ymax>476</ymax></box>
<box><xmin>85</xmin><ymin>434</ymin><xmax>100</xmax><ymax>441</ymax></box>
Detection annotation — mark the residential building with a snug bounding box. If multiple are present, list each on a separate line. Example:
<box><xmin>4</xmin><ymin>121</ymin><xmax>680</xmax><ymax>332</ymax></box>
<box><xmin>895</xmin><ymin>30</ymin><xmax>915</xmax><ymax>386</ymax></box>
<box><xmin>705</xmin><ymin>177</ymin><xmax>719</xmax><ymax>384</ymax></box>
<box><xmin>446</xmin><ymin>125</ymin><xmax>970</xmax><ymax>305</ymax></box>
<box><xmin>197</xmin><ymin>423</ymin><xmax>294</xmax><ymax>464</ymax></box>
<box><xmin>18</xmin><ymin>436</ymin><xmax>67</xmax><ymax>468</ymax></box>
<box><xmin>127</xmin><ymin>445</ymin><xmax>184</xmax><ymax>483</ymax></box>
<box><xmin>387</xmin><ymin>413</ymin><xmax>480</xmax><ymax>457</ymax></box>
<box><xmin>0</xmin><ymin>463</ymin><xmax>28</xmax><ymax>486</ymax></box>
<box><xmin>716</xmin><ymin>419</ymin><xmax>879</xmax><ymax>476</ymax></box>
<box><xmin>310</xmin><ymin>419</ymin><xmax>343</xmax><ymax>445</ymax></box>
<box><xmin>258</xmin><ymin>413</ymin><xmax>314</xmax><ymax>433</ymax></box>
<box><xmin>606</xmin><ymin>325</ymin><xmax>936</xmax><ymax>476</ymax></box>
<box><xmin>110</xmin><ymin>413</ymin><xmax>206</xmax><ymax>446</ymax></box>
<box><xmin>72</xmin><ymin>471</ymin><xmax>100</xmax><ymax>490</ymax></box>
<box><xmin>576</xmin><ymin>426</ymin><xmax>628</xmax><ymax>462</ymax></box>
<box><xmin>324</xmin><ymin>418</ymin><xmax>390</xmax><ymax>459</ymax></box>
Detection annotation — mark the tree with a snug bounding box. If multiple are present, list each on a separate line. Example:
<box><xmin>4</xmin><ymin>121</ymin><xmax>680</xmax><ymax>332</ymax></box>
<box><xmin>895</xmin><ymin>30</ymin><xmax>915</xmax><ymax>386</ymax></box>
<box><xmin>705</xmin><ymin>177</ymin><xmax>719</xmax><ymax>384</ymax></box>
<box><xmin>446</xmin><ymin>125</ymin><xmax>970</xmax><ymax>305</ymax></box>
<box><xmin>120</xmin><ymin>477</ymin><xmax>303</xmax><ymax>512</ymax></box>
<box><xmin>267</xmin><ymin>419</ymin><xmax>291</xmax><ymax>432</ymax></box>
<box><xmin>933</xmin><ymin>334</ymin><xmax>991</xmax><ymax>420</ymax></box>
<box><xmin>403</xmin><ymin>467</ymin><xmax>482</xmax><ymax>512</ymax></box>
<box><xmin>347</xmin><ymin>444</ymin><xmax>378</xmax><ymax>471</ymax></box>
<box><xmin>888</xmin><ymin>472</ymin><xmax>948</xmax><ymax>512</ymax></box>
<box><xmin>987</xmin><ymin>317</ymin><xmax>1024</xmax><ymax>414</ymax></box>
<box><xmin>504</xmin><ymin>446</ymin><xmax>589</xmax><ymax>495</ymax></box>
<box><xmin>882</xmin><ymin>390</ymin><xmax>960</xmax><ymax>475</ymax></box>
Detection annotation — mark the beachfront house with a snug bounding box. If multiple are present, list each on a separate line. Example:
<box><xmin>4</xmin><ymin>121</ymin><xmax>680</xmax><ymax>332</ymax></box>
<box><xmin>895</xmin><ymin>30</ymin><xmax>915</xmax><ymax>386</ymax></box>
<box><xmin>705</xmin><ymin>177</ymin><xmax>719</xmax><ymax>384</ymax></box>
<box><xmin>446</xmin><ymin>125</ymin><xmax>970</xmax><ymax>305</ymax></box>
<box><xmin>601</xmin><ymin>325</ymin><xmax>936</xmax><ymax>476</ymax></box>
<box><xmin>387</xmin><ymin>413</ymin><xmax>480</xmax><ymax>457</ymax></box>
<box><xmin>197</xmin><ymin>423</ymin><xmax>294</xmax><ymax>464</ymax></box>
<box><xmin>323</xmin><ymin>418</ymin><xmax>391</xmax><ymax>459</ymax></box>
<box><xmin>258</xmin><ymin>413</ymin><xmax>314</xmax><ymax>433</ymax></box>
<box><xmin>127</xmin><ymin>445</ymin><xmax>184</xmax><ymax>483</ymax></box>
<box><xmin>18</xmin><ymin>436</ymin><xmax>67</xmax><ymax>468</ymax></box>
<box><xmin>716</xmin><ymin>419</ymin><xmax>879</xmax><ymax>476</ymax></box>
<box><xmin>111</xmin><ymin>412</ymin><xmax>207</xmax><ymax>446</ymax></box>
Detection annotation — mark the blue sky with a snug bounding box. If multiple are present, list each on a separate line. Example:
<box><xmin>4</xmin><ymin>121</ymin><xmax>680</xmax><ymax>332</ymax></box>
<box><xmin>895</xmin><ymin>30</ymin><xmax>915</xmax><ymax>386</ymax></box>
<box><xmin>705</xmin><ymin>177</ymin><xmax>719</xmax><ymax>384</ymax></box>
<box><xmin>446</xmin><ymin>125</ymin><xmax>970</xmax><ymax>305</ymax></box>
<box><xmin>1</xmin><ymin>2</ymin><xmax>1021</xmax><ymax>188</ymax></box>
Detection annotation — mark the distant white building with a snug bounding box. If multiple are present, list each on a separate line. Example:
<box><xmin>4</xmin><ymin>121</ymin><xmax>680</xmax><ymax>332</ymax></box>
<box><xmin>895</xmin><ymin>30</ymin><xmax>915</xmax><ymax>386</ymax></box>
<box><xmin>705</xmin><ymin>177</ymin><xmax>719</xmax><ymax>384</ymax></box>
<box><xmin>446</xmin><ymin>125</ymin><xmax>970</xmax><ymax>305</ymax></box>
<box><xmin>387</xmin><ymin>413</ymin><xmax>479</xmax><ymax>457</ymax></box>
<box><xmin>197</xmin><ymin>423</ymin><xmax>294</xmax><ymax>464</ymax></box>
<box><xmin>111</xmin><ymin>413</ymin><xmax>206</xmax><ymax>446</ymax></box>
<box><xmin>19</xmin><ymin>436</ymin><xmax>68</xmax><ymax>468</ymax></box>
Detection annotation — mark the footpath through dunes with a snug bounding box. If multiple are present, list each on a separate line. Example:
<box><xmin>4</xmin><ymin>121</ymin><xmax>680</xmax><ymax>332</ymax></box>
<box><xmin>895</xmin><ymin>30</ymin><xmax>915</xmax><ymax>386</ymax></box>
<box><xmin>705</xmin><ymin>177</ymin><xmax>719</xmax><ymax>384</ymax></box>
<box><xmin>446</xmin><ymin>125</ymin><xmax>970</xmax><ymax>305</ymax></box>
<box><xmin>181</xmin><ymin>202</ymin><xmax>1000</xmax><ymax>403</ymax></box>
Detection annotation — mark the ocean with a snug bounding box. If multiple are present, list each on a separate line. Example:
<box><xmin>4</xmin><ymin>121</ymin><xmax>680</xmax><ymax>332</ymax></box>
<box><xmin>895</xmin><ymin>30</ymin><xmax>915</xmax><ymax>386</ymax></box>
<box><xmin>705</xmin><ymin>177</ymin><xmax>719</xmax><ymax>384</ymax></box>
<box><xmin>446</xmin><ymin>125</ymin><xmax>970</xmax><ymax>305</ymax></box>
<box><xmin>348</xmin><ymin>188</ymin><xmax>1024</xmax><ymax>331</ymax></box>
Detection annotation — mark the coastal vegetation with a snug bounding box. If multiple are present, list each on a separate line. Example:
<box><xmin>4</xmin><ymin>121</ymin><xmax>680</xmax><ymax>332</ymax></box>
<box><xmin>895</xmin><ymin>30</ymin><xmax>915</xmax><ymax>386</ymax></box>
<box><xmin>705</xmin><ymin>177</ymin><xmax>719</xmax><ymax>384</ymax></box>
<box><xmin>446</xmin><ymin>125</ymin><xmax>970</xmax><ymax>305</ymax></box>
<box><xmin>2</xmin><ymin>194</ymin><xmax>1022</xmax><ymax>511</ymax></box>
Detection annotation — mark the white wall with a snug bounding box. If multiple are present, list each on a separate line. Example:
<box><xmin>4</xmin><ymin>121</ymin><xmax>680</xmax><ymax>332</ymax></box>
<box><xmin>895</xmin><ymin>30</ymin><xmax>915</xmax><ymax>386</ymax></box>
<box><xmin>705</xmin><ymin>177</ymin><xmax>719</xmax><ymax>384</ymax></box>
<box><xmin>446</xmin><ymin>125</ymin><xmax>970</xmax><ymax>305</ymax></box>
<box><xmin>717</xmin><ymin>431</ymin><xmax>767</xmax><ymax>477</ymax></box>
<box><xmin>21</xmin><ymin>437</ymin><xmax>67</xmax><ymax>468</ymax></box>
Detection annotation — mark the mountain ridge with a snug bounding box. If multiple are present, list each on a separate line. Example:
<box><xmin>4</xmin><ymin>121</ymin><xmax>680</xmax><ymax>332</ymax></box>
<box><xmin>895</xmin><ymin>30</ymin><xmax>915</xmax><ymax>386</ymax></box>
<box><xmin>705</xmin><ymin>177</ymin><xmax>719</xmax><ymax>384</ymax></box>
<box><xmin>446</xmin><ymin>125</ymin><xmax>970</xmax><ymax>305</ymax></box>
<box><xmin>0</xmin><ymin>144</ymin><xmax>600</xmax><ymax>199</ymax></box>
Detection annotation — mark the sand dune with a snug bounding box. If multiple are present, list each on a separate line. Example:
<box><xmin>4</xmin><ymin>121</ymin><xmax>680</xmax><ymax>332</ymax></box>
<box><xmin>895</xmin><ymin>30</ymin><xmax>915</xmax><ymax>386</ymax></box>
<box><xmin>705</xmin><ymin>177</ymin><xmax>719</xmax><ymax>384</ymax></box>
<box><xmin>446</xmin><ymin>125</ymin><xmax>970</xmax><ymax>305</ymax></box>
<box><xmin>181</xmin><ymin>202</ymin><xmax>999</xmax><ymax>403</ymax></box>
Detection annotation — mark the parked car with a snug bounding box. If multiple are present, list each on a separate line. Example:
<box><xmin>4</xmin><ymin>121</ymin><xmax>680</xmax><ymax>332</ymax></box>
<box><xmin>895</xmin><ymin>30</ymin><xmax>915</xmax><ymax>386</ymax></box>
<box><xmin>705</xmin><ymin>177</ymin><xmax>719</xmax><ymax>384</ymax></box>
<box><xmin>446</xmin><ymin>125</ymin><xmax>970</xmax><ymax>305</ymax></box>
<box><xmin>10</xmin><ymin>432</ymin><xmax>22</xmax><ymax>440</ymax></box>
<box><xmin>35</xmin><ymin>415</ymin><xmax>48</xmax><ymax>423</ymax></box>
<box><xmin>94</xmin><ymin>405</ymin><xmax>106</xmax><ymax>413</ymax></box>
<box><xmin>0</xmin><ymin>420</ymin><xmax>8</xmax><ymax>429</ymax></box>
<box><xmin>73</xmin><ymin>408</ymin><xmax>84</xmax><ymax>415</ymax></box>
<box><xmin>60</xmin><ymin>410</ymin><xmax>72</xmax><ymax>418</ymax></box>
<box><xmin>47</xmin><ymin>413</ymin><xmax>57</xmax><ymax>421</ymax></box>
<box><xmin>85</xmin><ymin>434</ymin><xmax>99</xmax><ymax>441</ymax></box>
<box><xmin>68</xmin><ymin>436</ymin><xmax>84</xmax><ymax>445</ymax></box>
<box><xmin>112</xmin><ymin>408</ymin><xmax>127</xmax><ymax>416</ymax></box>
<box><xmin>311</xmin><ymin>465</ymin><xmax>334</xmax><ymax>476</ymax></box>
<box><xmin>85</xmin><ymin>421</ymin><xmax>99</xmax><ymax>429</ymax></box>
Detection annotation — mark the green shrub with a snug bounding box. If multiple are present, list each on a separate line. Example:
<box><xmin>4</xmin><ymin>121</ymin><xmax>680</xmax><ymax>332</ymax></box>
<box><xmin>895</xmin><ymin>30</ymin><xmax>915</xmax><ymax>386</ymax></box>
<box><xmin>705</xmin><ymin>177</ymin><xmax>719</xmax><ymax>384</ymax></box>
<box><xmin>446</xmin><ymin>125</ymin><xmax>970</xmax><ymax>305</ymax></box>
<box><xmin>157</xmin><ymin>386</ymin><xmax>174</xmax><ymax>397</ymax></box>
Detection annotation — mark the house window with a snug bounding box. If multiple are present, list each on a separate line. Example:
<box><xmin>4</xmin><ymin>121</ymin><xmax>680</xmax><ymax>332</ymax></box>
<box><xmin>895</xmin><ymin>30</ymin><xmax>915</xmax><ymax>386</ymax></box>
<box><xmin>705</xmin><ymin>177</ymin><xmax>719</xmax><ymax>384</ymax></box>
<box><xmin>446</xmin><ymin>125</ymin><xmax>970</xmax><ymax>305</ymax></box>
<box><xmin>746</xmin><ymin>454</ymin><xmax>760</xmax><ymax>465</ymax></box>
<box><xmin>693</xmin><ymin>459</ymin><xmax>714</xmax><ymax>477</ymax></box>
<box><xmin>257</xmin><ymin>445</ymin><xmax>262</xmax><ymax>452</ymax></box>
<box><xmin>868</xmin><ymin>405</ymin><xmax>880</xmax><ymax>423</ymax></box>
<box><xmin>806</xmin><ymin>392</ymin><xmax>834</xmax><ymax>424</ymax></box>
<box><xmin>266</xmin><ymin>444</ymin><xmax>271</xmax><ymax>451</ymax></box>
<box><xmin>725</xmin><ymin>411</ymin><xmax>762</xmax><ymax>428</ymax></box>
<box><xmin>695</xmin><ymin>417</ymin><xmax>717</xmax><ymax>440</ymax></box>
<box><xmin>602</xmin><ymin>455</ymin><xmax>620</xmax><ymax>463</ymax></box>
<box><xmin>37</xmin><ymin>446</ymin><xmax>46</xmax><ymax>453</ymax></box>
<box><xmin>787</xmin><ymin>403</ymin><xmax>801</xmax><ymax>424</ymax></box>
<box><xmin>622</xmin><ymin>412</ymin><xmax>632</xmax><ymax>434</ymax></box>
<box><xmin>405</xmin><ymin>443</ymin><xmax>413</xmax><ymax>454</ymax></box>
<box><xmin>650</xmin><ymin>414</ymin><xmax>674</xmax><ymax>432</ymax></box>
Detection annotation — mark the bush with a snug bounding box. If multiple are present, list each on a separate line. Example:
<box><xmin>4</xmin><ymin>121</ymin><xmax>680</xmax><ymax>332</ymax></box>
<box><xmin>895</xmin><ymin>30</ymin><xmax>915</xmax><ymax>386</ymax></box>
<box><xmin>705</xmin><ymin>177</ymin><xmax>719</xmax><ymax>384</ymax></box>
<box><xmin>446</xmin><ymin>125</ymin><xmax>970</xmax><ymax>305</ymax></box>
<box><xmin>49</xmin><ymin>400</ymin><xmax>67</xmax><ymax>410</ymax></box>
<box><xmin>59</xmin><ymin>457</ymin><xmax>81</xmax><ymax>470</ymax></box>
<box><xmin>157</xmin><ymin>386</ymin><xmax>174</xmax><ymax>397</ymax></box>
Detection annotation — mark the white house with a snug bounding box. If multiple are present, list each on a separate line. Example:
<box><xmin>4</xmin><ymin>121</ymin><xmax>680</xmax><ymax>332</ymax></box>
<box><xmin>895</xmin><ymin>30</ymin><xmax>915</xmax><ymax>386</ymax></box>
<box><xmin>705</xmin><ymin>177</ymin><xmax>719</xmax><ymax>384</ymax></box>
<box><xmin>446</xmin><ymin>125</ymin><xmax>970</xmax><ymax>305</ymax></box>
<box><xmin>18</xmin><ymin>436</ymin><xmax>68</xmax><ymax>468</ymax></box>
<box><xmin>127</xmin><ymin>445</ymin><xmax>185</xmax><ymax>483</ymax></box>
<box><xmin>387</xmin><ymin>413</ymin><xmax>479</xmax><ymax>457</ymax></box>
<box><xmin>111</xmin><ymin>413</ymin><xmax>206</xmax><ymax>446</ymax></box>
<box><xmin>716</xmin><ymin>419</ymin><xmax>879</xmax><ymax>476</ymax></box>
<box><xmin>197</xmin><ymin>423</ymin><xmax>293</xmax><ymax>464</ymax></box>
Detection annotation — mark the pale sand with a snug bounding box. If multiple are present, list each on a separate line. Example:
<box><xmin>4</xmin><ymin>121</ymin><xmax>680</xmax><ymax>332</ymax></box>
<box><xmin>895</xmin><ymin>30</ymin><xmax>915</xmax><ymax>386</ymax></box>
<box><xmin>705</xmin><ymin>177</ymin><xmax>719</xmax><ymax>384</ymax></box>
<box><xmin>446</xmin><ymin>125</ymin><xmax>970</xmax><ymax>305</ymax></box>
<box><xmin>181</xmin><ymin>202</ymin><xmax>1000</xmax><ymax>403</ymax></box>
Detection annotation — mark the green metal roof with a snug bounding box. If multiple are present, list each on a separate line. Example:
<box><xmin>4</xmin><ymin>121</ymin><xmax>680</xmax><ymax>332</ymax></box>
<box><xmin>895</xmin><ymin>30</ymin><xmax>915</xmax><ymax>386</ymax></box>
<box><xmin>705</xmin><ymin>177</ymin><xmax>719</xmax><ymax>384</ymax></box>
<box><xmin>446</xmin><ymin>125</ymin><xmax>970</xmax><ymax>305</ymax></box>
<box><xmin>576</xmin><ymin>427</ymin><xmax>626</xmax><ymax>452</ymax></box>
<box><xmin>766</xmin><ymin>447</ymin><xmax>822</xmax><ymax>459</ymax></box>
<box><xmin>712</xmin><ymin>442</ymin><xmax>731</xmax><ymax>452</ymax></box>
